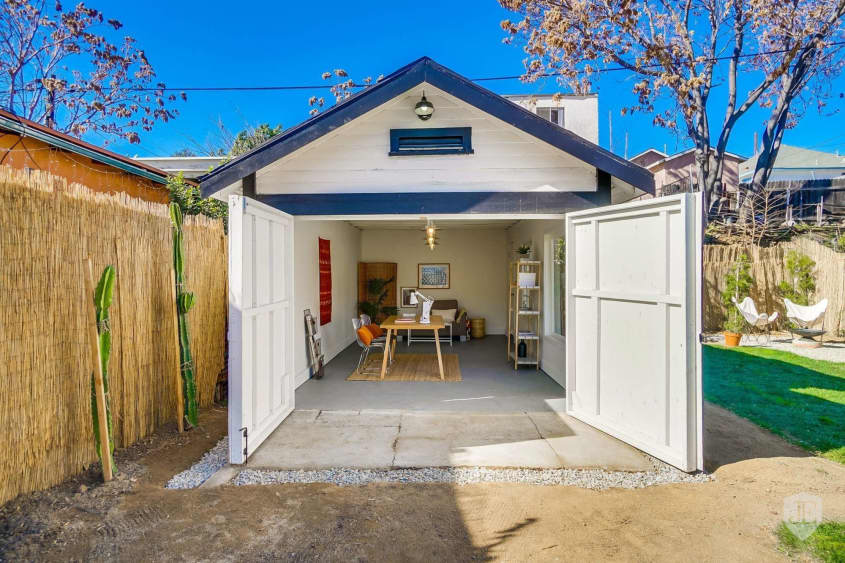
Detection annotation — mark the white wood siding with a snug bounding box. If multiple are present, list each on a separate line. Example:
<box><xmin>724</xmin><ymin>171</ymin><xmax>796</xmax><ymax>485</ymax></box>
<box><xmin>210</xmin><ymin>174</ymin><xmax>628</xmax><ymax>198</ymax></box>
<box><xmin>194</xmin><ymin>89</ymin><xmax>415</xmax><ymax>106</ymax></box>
<box><xmin>255</xmin><ymin>83</ymin><xmax>598</xmax><ymax>195</ymax></box>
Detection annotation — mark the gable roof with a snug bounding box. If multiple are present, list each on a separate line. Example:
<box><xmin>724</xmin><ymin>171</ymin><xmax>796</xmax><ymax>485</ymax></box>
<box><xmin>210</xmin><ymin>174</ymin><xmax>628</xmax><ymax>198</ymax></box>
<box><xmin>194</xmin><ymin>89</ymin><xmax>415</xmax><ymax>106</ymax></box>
<box><xmin>739</xmin><ymin>144</ymin><xmax>845</xmax><ymax>177</ymax></box>
<box><xmin>0</xmin><ymin>108</ymin><xmax>175</xmax><ymax>185</ymax></box>
<box><xmin>199</xmin><ymin>57</ymin><xmax>653</xmax><ymax>198</ymax></box>
<box><xmin>632</xmin><ymin>147</ymin><xmax>745</xmax><ymax>170</ymax></box>
<box><xmin>629</xmin><ymin>148</ymin><xmax>668</xmax><ymax>162</ymax></box>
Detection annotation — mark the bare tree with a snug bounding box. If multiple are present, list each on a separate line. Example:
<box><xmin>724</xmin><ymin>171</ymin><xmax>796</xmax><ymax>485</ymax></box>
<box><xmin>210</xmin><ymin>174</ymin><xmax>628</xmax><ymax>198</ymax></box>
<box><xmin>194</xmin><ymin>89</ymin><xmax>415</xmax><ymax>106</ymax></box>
<box><xmin>746</xmin><ymin>1</ymin><xmax>845</xmax><ymax>200</ymax></box>
<box><xmin>499</xmin><ymin>0</ymin><xmax>845</xmax><ymax>215</ymax></box>
<box><xmin>0</xmin><ymin>0</ymin><xmax>184</xmax><ymax>143</ymax></box>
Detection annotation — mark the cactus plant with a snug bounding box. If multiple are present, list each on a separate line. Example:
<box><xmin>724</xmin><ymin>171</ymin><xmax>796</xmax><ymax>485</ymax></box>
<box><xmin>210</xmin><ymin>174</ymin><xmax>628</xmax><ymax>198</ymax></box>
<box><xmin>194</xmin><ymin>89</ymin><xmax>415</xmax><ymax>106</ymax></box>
<box><xmin>91</xmin><ymin>265</ymin><xmax>116</xmax><ymax>469</ymax></box>
<box><xmin>169</xmin><ymin>203</ymin><xmax>199</xmax><ymax>427</ymax></box>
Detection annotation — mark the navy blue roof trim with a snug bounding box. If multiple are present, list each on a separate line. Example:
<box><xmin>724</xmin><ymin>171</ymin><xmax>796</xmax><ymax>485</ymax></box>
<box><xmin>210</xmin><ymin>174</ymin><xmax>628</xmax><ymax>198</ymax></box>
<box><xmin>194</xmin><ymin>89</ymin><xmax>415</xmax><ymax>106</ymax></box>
<box><xmin>199</xmin><ymin>57</ymin><xmax>654</xmax><ymax>198</ymax></box>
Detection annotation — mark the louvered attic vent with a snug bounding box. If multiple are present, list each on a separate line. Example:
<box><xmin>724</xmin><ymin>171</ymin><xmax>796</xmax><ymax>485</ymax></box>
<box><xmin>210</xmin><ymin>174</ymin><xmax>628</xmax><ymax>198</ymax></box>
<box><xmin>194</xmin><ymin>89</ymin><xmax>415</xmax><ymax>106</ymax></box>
<box><xmin>389</xmin><ymin>127</ymin><xmax>473</xmax><ymax>156</ymax></box>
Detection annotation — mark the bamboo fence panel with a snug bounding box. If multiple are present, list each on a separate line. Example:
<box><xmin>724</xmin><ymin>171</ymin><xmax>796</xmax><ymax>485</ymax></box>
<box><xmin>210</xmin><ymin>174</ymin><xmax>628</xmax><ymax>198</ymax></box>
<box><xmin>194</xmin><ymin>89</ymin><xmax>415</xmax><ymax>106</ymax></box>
<box><xmin>182</xmin><ymin>216</ymin><xmax>227</xmax><ymax>408</ymax></box>
<box><xmin>0</xmin><ymin>166</ymin><xmax>227</xmax><ymax>504</ymax></box>
<box><xmin>703</xmin><ymin>238</ymin><xmax>844</xmax><ymax>335</ymax></box>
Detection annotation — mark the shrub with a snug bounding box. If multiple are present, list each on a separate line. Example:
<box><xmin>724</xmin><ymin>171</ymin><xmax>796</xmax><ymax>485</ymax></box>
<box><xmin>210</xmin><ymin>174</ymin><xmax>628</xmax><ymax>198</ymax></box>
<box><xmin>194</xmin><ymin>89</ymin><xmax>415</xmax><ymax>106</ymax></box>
<box><xmin>721</xmin><ymin>253</ymin><xmax>754</xmax><ymax>333</ymax></box>
<box><xmin>777</xmin><ymin>250</ymin><xmax>816</xmax><ymax>306</ymax></box>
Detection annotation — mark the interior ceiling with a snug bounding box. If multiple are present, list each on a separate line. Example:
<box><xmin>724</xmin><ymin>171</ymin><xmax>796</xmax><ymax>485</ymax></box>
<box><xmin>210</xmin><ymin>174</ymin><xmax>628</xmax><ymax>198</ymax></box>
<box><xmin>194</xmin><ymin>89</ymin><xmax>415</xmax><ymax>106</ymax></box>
<box><xmin>346</xmin><ymin>218</ymin><xmax>522</xmax><ymax>230</ymax></box>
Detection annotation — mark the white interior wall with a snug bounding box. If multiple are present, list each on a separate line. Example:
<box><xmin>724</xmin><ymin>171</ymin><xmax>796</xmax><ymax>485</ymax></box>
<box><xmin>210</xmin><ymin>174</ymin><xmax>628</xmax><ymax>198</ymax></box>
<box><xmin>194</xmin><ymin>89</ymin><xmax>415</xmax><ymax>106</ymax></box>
<box><xmin>293</xmin><ymin>219</ymin><xmax>361</xmax><ymax>387</ymax></box>
<box><xmin>359</xmin><ymin>228</ymin><xmax>509</xmax><ymax>334</ymax></box>
<box><xmin>507</xmin><ymin>219</ymin><xmax>567</xmax><ymax>386</ymax></box>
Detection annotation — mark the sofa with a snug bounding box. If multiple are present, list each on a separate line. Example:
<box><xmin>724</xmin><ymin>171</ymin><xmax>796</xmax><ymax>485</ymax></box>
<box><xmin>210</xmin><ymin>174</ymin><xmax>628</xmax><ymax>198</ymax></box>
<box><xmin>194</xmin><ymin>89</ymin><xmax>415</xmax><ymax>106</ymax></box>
<box><xmin>406</xmin><ymin>299</ymin><xmax>469</xmax><ymax>342</ymax></box>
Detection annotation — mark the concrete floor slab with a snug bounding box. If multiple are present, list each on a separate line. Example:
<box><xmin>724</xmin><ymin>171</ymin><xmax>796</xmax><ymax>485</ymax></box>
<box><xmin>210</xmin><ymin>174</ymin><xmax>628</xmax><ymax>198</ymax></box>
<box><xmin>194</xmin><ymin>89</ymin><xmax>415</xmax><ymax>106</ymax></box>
<box><xmin>398</xmin><ymin>412</ymin><xmax>541</xmax><ymax>441</ymax></box>
<box><xmin>315</xmin><ymin>410</ymin><xmax>402</xmax><ymax>427</ymax></box>
<box><xmin>250</xmin><ymin>409</ymin><xmax>654</xmax><ymax>471</ymax></box>
<box><xmin>527</xmin><ymin>412</ymin><xmax>654</xmax><ymax>471</ymax></box>
<box><xmin>295</xmin><ymin>336</ymin><xmax>566</xmax><ymax>413</ymax></box>
<box><xmin>248</xmin><ymin>422</ymin><xmax>399</xmax><ymax>469</ymax></box>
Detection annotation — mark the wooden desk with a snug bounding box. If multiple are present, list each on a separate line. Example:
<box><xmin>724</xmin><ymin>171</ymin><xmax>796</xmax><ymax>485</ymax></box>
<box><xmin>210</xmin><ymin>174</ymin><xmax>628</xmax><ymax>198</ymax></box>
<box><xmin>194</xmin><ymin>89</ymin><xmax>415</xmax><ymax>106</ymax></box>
<box><xmin>380</xmin><ymin>315</ymin><xmax>445</xmax><ymax>380</ymax></box>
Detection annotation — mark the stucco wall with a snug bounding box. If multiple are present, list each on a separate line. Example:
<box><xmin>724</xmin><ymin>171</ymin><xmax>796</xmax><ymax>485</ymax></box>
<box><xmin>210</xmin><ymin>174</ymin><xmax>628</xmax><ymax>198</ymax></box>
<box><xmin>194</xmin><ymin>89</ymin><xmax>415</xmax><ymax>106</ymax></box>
<box><xmin>506</xmin><ymin>95</ymin><xmax>599</xmax><ymax>144</ymax></box>
<box><xmin>632</xmin><ymin>150</ymin><xmax>742</xmax><ymax>197</ymax></box>
<box><xmin>0</xmin><ymin>133</ymin><xmax>169</xmax><ymax>203</ymax></box>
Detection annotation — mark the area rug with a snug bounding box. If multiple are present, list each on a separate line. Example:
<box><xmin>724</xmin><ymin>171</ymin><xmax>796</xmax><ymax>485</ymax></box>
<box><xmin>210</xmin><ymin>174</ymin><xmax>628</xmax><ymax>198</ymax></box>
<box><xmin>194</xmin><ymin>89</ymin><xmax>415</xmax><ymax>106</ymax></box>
<box><xmin>347</xmin><ymin>353</ymin><xmax>462</xmax><ymax>381</ymax></box>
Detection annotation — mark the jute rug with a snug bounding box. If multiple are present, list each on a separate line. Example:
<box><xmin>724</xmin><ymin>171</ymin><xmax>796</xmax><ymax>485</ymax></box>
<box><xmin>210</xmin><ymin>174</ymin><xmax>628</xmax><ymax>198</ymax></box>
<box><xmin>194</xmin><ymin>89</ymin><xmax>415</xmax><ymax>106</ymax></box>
<box><xmin>347</xmin><ymin>353</ymin><xmax>462</xmax><ymax>381</ymax></box>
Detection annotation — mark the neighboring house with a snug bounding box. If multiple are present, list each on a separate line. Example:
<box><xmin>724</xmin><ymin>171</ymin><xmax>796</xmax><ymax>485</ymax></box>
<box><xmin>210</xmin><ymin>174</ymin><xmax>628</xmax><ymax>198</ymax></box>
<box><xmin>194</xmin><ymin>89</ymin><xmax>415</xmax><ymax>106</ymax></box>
<box><xmin>0</xmin><ymin>108</ymin><xmax>172</xmax><ymax>203</ymax></box>
<box><xmin>630</xmin><ymin>148</ymin><xmax>745</xmax><ymax>198</ymax></box>
<box><xmin>133</xmin><ymin>156</ymin><xmax>226</xmax><ymax>180</ymax></box>
<box><xmin>503</xmin><ymin>94</ymin><xmax>599</xmax><ymax>144</ymax></box>
<box><xmin>195</xmin><ymin>57</ymin><xmax>707</xmax><ymax>473</ymax></box>
<box><xmin>739</xmin><ymin>144</ymin><xmax>845</xmax><ymax>183</ymax></box>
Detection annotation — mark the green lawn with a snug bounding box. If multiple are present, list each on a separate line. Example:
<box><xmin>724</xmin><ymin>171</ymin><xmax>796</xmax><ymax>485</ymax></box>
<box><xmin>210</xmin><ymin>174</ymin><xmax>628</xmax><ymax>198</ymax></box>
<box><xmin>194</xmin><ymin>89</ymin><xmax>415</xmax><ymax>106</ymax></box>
<box><xmin>777</xmin><ymin>521</ymin><xmax>845</xmax><ymax>563</ymax></box>
<box><xmin>703</xmin><ymin>345</ymin><xmax>845</xmax><ymax>464</ymax></box>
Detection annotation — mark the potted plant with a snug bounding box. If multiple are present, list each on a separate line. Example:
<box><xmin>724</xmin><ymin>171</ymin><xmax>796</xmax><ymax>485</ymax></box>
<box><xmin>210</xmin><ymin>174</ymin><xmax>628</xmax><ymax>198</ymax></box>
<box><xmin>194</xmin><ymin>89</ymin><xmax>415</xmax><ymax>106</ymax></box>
<box><xmin>517</xmin><ymin>244</ymin><xmax>533</xmax><ymax>261</ymax></box>
<box><xmin>359</xmin><ymin>276</ymin><xmax>398</xmax><ymax>322</ymax></box>
<box><xmin>720</xmin><ymin>253</ymin><xmax>753</xmax><ymax>347</ymax></box>
<box><xmin>722</xmin><ymin>309</ymin><xmax>745</xmax><ymax>347</ymax></box>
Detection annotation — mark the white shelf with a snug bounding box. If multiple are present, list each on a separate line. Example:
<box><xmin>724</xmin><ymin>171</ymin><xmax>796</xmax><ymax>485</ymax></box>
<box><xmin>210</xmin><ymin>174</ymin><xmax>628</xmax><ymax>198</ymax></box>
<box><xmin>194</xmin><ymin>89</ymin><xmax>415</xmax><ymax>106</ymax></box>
<box><xmin>508</xmin><ymin>260</ymin><xmax>542</xmax><ymax>370</ymax></box>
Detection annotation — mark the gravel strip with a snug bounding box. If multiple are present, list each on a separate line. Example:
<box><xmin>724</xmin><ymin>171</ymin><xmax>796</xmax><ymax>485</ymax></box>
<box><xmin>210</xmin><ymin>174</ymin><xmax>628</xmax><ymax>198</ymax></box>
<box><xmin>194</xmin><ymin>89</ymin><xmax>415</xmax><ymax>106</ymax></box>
<box><xmin>757</xmin><ymin>338</ymin><xmax>845</xmax><ymax>363</ymax></box>
<box><xmin>704</xmin><ymin>332</ymin><xmax>845</xmax><ymax>363</ymax></box>
<box><xmin>165</xmin><ymin>438</ymin><xmax>229</xmax><ymax>489</ymax></box>
<box><xmin>232</xmin><ymin>465</ymin><xmax>711</xmax><ymax>490</ymax></box>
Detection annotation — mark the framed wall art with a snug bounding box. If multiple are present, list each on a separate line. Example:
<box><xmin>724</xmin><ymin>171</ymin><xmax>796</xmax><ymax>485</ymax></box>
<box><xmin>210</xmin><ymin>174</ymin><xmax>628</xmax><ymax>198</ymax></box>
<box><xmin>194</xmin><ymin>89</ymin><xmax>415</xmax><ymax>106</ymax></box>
<box><xmin>418</xmin><ymin>263</ymin><xmax>450</xmax><ymax>289</ymax></box>
<box><xmin>400</xmin><ymin>287</ymin><xmax>418</xmax><ymax>308</ymax></box>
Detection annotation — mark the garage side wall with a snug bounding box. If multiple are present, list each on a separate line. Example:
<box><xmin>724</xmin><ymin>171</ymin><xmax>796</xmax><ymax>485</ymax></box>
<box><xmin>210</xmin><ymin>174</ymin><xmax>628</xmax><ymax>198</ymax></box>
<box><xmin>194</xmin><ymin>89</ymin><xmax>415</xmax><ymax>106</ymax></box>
<box><xmin>293</xmin><ymin>219</ymin><xmax>362</xmax><ymax>386</ymax></box>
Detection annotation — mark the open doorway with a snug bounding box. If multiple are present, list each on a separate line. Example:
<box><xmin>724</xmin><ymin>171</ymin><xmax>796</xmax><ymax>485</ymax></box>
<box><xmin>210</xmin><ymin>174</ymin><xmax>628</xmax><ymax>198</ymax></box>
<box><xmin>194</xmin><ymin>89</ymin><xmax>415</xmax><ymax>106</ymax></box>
<box><xmin>293</xmin><ymin>215</ymin><xmax>569</xmax><ymax>413</ymax></box>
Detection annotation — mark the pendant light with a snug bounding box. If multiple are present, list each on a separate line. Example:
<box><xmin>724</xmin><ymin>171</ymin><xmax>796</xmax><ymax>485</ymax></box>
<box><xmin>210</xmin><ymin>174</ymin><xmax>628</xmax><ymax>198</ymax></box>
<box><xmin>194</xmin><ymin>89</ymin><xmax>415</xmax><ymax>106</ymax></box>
<box><xmin>423</xmin><ymin>219</ymin><xmax>438</xmax><ymax>250</ymax></box>
<box><xmin>414</xmin><ymin>91</ymin><xmax>435</xmax><ymax>121</ymax></box>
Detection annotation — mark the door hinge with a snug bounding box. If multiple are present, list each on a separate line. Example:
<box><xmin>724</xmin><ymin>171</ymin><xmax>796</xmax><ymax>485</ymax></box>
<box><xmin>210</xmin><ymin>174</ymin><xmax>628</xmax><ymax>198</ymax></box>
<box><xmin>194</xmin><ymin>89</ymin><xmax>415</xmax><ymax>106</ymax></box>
<box><xmin>240</xmin><ymin>426</ymin><xmax>249</xmax><ymax>464</ymax></box>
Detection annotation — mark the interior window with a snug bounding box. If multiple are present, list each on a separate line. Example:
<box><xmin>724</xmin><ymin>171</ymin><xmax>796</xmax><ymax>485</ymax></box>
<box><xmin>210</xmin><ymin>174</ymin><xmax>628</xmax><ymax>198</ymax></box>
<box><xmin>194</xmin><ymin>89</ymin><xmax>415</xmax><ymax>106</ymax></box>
<box><xmin>551</xmin><ymin>237</ymin><xmax>566</xmax><ymax>335</ymax></box>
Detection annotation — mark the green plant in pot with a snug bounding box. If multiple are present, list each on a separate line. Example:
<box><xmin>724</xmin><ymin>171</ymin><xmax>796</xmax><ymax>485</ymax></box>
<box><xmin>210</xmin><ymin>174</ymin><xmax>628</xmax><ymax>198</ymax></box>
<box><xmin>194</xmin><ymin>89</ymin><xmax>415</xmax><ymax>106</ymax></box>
<box><xmin>517</xmin><ymin>244</ymin><xmax>532</xmax><ymax>260</ymax></box>
<box><xmin>720</xmin><ymin>253</ymin><xmax>754</xmax><ymax>347</ymax></box>
<box><xmin>359</xmin><ymin>276</ymin><xmax>397</xmax><ymax>322</ymax></box>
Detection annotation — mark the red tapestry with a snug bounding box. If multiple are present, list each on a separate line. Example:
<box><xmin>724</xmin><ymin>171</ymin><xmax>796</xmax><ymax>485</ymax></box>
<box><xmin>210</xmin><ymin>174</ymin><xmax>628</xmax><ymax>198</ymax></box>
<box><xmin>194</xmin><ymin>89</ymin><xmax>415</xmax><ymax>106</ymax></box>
<box><xmin>318</xmin><ymin>238</ymin><xmax>332</xmax><ymax>325</ymax></box>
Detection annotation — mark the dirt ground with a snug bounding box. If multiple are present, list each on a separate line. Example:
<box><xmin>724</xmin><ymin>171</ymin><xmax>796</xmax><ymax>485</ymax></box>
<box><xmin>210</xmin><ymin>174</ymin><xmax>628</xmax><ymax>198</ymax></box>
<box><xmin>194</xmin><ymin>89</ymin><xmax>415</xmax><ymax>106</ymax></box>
<box><xmin>2</xmin><ymin>403</ymin><xmax>844</xmax><ymax>562</ymax></box>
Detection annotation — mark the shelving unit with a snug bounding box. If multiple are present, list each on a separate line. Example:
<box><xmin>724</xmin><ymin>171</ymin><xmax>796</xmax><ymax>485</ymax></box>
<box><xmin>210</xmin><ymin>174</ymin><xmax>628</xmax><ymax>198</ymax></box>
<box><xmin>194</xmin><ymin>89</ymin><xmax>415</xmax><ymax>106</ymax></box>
<box><xmin>507</xmin><ymin>260</ymin><xmax>542</xmax><ymax>370</ymax></box>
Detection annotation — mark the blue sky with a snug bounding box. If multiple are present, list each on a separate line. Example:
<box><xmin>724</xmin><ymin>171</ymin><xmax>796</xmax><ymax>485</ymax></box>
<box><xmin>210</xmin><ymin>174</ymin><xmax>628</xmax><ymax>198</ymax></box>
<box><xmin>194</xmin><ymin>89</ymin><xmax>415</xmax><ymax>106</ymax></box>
<box><xmin>99</xmin><ymin>0</ymin><xmax>845</xmax><ymax>160</ymax></box>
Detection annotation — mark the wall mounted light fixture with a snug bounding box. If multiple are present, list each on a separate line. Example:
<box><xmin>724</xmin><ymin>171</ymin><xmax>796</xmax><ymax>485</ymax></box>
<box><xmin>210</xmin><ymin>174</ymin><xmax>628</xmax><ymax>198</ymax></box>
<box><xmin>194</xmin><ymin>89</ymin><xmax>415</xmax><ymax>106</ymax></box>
<box><xmin>414</xmin><ymin>92</ymin><xmax>434</xmax><ymax>121</ymax></box>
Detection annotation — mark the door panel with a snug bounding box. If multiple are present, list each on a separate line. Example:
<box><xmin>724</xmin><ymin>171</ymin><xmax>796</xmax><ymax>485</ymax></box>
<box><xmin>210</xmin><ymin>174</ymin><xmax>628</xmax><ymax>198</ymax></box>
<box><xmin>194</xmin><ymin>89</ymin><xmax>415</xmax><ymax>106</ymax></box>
<box><xmin>228</xmin><ymin>195</ymin><xmax>295</xmax><ymax>464</ymax></box>
<box><xmin>565</xmin><ymin>194</ymin><xmax>702</xmax><ymax>471</ymax></box>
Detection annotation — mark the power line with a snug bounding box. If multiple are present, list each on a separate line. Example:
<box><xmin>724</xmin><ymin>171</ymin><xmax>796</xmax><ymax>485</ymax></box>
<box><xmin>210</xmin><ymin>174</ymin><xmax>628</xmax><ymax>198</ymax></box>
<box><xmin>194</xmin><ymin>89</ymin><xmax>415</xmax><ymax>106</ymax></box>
<box><xmin>16</xmin><ymin>41</ymin><xmax>845</xmax><ymax>94</ymax></box>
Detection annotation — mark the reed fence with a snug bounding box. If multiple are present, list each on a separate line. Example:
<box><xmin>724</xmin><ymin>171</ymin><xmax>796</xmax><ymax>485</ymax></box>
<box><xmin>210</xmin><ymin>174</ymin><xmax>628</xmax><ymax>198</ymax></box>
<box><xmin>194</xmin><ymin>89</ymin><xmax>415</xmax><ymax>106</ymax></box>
<box><xmin>703</xmin><ymin>237</ymin><xmax>845</xmax><ymax>335</ymax></box>
<box><xmin>0</xmin><ymin>166</ymin><xmax>226</xmax><ymax>505</ymax></box>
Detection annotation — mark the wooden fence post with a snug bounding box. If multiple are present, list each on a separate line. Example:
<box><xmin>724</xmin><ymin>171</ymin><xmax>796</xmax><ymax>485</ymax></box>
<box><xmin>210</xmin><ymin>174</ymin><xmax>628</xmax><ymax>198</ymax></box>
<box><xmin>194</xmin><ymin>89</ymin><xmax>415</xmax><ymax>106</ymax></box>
<box><xmin>170</xmin><ymin>266</ymin><xmax>185</xmax><ymax>433</ymax></box>
<box><xmin>85</xmin><ymin>258</ymin><xmax>114</xmax><ymax>482</ymax></box>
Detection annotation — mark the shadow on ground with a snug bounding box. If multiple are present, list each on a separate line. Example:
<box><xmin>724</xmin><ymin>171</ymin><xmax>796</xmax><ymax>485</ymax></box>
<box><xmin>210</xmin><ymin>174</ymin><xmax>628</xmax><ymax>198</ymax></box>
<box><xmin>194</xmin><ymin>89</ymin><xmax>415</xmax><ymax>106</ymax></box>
<box><xmin>703</xmin><ymin>344</ymin><xmax>845</xmax><ymax>466</ymax></box>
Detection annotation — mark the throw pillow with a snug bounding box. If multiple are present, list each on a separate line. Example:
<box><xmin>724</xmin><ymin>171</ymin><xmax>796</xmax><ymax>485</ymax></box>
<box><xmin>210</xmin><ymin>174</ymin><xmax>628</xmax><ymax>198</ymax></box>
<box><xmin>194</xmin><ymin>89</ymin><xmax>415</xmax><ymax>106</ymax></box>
<box><xmin>365</xmin><ymin>324</ymin><xmax>383</xmax><ymax>338</ymax></box>
<box><xmin>357</xmin><ymin>327</ymin><xmax>373</xmax><ymax>346</ymax></box>
<box><xmin>432</xmin><ymin>308</ymin><xmax>457</xmax><ymax>323</ymax></box>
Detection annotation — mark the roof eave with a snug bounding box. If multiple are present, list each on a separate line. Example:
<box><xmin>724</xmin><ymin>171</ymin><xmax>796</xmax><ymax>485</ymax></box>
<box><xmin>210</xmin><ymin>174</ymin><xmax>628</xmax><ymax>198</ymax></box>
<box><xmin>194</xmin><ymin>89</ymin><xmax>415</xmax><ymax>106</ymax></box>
<box><xmin>0</xmin><ymin>113</ymin><xmax>170</xmax><ymax>185</ymax></box>
<box><xmin>200</xmin><ymin>57</ymin><xmax>654</xmax><ymax>197</ymax></box>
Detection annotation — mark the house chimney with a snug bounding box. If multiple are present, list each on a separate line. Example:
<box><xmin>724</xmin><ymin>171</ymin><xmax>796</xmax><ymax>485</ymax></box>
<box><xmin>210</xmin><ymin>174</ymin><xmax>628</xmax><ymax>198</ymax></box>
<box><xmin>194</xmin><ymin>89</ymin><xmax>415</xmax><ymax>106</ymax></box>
<box><xmin>753</xmin><ymin>132</ymin><xmax>758</xmax><ymax>154</ymax></box>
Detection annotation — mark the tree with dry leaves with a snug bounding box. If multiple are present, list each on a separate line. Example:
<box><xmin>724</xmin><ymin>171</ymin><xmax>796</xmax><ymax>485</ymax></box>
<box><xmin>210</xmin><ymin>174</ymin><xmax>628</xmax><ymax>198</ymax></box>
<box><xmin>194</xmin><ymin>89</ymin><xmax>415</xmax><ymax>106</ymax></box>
<box><xmin>745</xmin><ymin>0</ymin><xmax>845</xmax><ymax>199</ymax></box>
<box><xmin>0</xmin><ymin>0</ymin><xmax>184</xmax><ymax>144</ymax></box>
<box><xmin>500</xmin><ymin>0</ymin><xmax>845</xmax><ymax>215</ymax></box>
<box><xmin>307</xmin><ymin>70</ymin><xmax>383</xmax><ymax>116</ymax></box>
